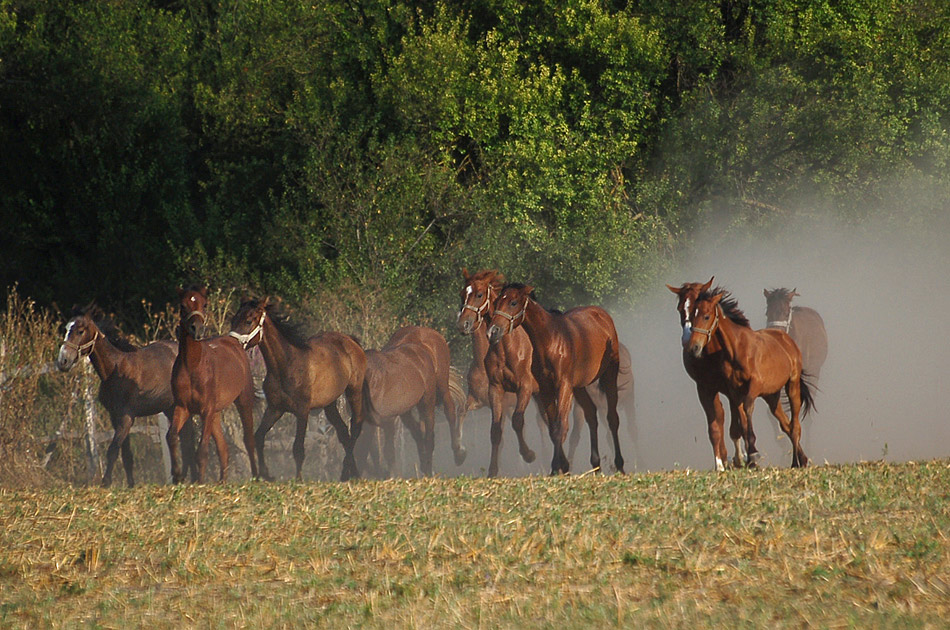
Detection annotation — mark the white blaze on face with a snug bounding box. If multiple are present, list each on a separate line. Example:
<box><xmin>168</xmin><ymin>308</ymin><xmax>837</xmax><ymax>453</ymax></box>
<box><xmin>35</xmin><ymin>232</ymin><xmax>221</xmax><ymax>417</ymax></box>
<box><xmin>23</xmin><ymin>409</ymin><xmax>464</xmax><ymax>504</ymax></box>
<box><xmin>680</xmin><ymin>298</ymin><xmax>692</xmax><ymax>345</ymax></box>
<box><xmin>63</xmin><ymin>321</ymin><xmax>75</xmax><ymax>343</ymax></box>
<box><xmin>458</xmin><ymin>285</ymin><xmax>473</xmax><ymax>320</ymax></box>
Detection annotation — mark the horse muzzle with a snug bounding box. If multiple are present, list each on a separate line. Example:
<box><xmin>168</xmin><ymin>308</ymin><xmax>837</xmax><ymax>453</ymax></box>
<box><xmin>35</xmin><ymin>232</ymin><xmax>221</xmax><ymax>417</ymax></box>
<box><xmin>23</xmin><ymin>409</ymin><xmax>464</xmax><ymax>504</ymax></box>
<box><xmin>184</xmin><ymin>320</ymin><xmax>205</xmax><ymax>340</ymax></box>
<box><xmin>688</xmin><ymin>341</ymin><xmax>705</xmax><ymax>358</ymax></box>
<box><xmin>56</xmin><ymin>346</ymin><xmax>77</xmax><ymax>372</ymax></box>
<box><xmin>681</xmin><ymin>324</ymin><xmax>692</xmax><ymax>347</ymax></box>
<box><xmin>457</xmin><ymin>315</ymin><xmax>474</xmax><ymax>335</ymax></box>
<box><xmin>487</xmin><ymin>324</ymin><xmax>505</xmax><ymax>345</ymax></box>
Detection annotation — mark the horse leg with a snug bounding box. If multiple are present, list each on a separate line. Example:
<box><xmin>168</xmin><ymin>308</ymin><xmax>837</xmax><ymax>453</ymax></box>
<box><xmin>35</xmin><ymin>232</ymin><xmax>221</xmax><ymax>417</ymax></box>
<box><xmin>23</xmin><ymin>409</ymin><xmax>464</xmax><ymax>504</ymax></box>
<box><xmin>120</xmin><ymin>426</ymin><xmax>135</xmax><ymax>488</ymax></box>
<box><xmin>440</xmin><ymin>377</ymin><xmax>467</xmax><ymax>466</ymax></box>
<box><xmin>102</xmin><ymin>413</ymin><xmax>132</xmax><ymax>488</ymax></box>
<box><xmin>381</xmin><ymin>420</ymin><xmax>397</xmax><ymax>478</ymax></box>
<box><xmin>235</xmin><ymin>389</ymin><xmax>258</xmax><ymax>479</ymax></box>
<box><xmin>418</xmin><ymin>397</ymin><xmax>436</xmax><ymax>476</ymax></box>
<box><xmin>599</xmin><ymin>365</ymin><xmax>625</xmax><ymax>474</ymax></box>
<box><xmin>550</xmin><ymin>386</ymin><xmax>574</xmax><ymax>475</ymax></box>
<box><xmin>344</xmin><ymin>382</ymin><xmax>366</xmax><ymax>465</ymax></box>
<box><xmin>567</xmin><ymin>403</ymin><xmax>583</xmax><ymax>465</ymax></box>
<box><xmin>194</xmin><ymin>410</ymin><xmax>216</xmax><ymax>484</ymax></box>
<box><xmin>324</xmin><ymin>403</ymin><xmax>358</xmax><ymax>481</ymax></box>
<box><xmin>487</xmin><ymin>382</ymin><xmax>506</xmax><ymax>478</ymax></box>
<box><xmin>254</xmin><ymin>405</ymin><xmax>283</xmax><ymax>481</ymax></box>
<box><xmin>573</xmin><ymin>387</ymin><xmax>601</xmax><ymax>473</ymax></box>
<box><xmin>727</xmin><ymin>400</ymin><xmax>747</xmax><ymax>468</ymax></box>
<box><xmin>400</xmin><ymin>409</ymin><xmax>428</xmax><ymax>476</ymax></box>
<box><xmin>292</xmin><ymin>413</ymin><xmax>309</xmax><ymax>481</ymax></box>
<box><xmin>166</xmin><ymin>406</ymin><xmax>191</xmax><ymax>484</ymax></box>
<box><xmin>782</xmin><ymin>380</ymin><xmax>809</xmax><ymax>468</ymax></box>
<box><xmin>179</xmin><ymin>417</ymin><xmax>199</xmax><ymax>482</ymax></box>
<box><xmin>511</xmin><ymin>386</ymin><xmax>536</xmax><ymax>464</ymax></box>
<box><xmin>697</xmin><ymin>385</ymin><xmax>727</xmax><ymax>472</ymax></box>
<box><xmin>207</xmin><ymin>412</ymin><xmax>229</xmax><ymax>482</ymax></box>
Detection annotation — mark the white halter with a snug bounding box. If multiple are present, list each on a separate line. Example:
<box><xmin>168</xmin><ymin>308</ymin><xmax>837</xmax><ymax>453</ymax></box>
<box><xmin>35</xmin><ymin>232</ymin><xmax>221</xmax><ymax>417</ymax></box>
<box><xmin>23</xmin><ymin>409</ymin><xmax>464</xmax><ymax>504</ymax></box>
<box><xmin>229</xmin><ymin>310</ymin><xmax>267</xmax><ymax>349</ymax></box>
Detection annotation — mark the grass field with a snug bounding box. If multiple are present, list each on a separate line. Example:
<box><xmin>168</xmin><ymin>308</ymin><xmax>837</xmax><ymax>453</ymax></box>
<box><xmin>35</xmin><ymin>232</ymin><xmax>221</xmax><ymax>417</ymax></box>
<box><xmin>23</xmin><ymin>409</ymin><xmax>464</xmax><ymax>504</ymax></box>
<box><xmin>2</xmin><ymin>460</ymin><xmax>949</xmax><ymax>628</ymax></box>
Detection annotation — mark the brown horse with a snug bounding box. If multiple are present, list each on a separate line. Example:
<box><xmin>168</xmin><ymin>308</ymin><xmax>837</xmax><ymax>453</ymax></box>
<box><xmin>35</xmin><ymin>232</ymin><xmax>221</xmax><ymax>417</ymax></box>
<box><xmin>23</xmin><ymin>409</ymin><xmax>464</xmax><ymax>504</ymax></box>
<box><xmin>57</xmin><ymin>305</ymin><xmax>196</xmax><ymax>486</ymax></box>
<box><xmin>764</xmin><ymin>288</ymin><xmax>828</xmax><ymax>380</ymax></box>
<box><xmin>667</xmin><ymin>278</ymin><xmax>752</xmax><ymax>470</ymax></box>
<box><xmin>487</xmin><ymin>284</ymin><xmax>624</xmax><ymax>475</ymax></box>
<box><xmin>167</xmin><ymin>287</ymin><xmax>258</xmax><ymax>483</ymax></box>
<box><xmin>457</xmin><ymin>269</ymin><xmax>539</xmax><ymax>477</ymax></box>
<box><xmin>362</xmin><ymin>326</ymin><xmax>466</xmax><ymax>476</ymax></box>
<box><xmin>230</xmin><ymin>297</ymin><xmax>367</xmax><ymax>481</ymax></box>
<box><xmin>686</xmin><ymin>287</ymin><xmax>815</xmax><ymax>468</ymax></box>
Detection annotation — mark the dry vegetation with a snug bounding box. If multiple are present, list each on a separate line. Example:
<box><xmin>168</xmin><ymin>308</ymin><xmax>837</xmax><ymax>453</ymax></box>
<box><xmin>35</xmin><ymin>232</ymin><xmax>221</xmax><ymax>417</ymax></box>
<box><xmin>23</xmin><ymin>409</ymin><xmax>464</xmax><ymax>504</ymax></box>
<box><xmin>1</xmin><ymin>461</ymin><xmax>949</xmax><ymax>628</ymax></box>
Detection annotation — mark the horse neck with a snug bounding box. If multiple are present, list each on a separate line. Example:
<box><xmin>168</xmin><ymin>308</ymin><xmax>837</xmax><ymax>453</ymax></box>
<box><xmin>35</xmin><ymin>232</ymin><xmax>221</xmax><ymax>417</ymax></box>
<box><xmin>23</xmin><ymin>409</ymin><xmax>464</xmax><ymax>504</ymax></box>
<box><xmin>87</xmin><ymin>333</ymin><xmax>120</xmax><ymax>382</ymax></box>
<box><xmin>471</xmin><ymin>321</ymin><xmax>490</xmax><ymax>364</ymax></box>
<box><xmin>518</xmin><ymin>301</ymin><xmax>556</xmax><ymax>358</ymax></box>
<box><xmin>257</xmin><ymin>317</ymin><xmax>297</xmax><ymax>374</ymax></box>
<box><xmin>178</xmin><ymin>328</ymin><xmax>204</xmax><ymax>368</ymax></box>
<box><xmin>710</xmin><ymin>307</ymin><xmax>744</xmax><ymax>361</ymax></box>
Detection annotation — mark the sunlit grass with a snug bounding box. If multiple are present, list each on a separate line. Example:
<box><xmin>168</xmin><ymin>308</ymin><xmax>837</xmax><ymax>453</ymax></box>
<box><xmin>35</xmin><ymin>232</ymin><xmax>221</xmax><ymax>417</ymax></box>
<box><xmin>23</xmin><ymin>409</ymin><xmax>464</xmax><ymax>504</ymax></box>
<box><xmin>1</xmin><ymin>461</ymin><xmax>949</xmax><ymax>628</ymax></box>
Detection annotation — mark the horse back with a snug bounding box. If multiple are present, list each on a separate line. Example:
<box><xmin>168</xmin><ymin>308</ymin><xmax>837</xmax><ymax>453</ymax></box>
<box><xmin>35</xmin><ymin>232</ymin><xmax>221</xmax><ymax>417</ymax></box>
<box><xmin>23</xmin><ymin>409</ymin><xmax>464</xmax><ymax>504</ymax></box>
<box><xmin>364</xmin><ymin>342</ymin><xmax>436</xmax><ymax>419</ymax></box>
<box><xmin>99</xmin><ymin>339</ymin><xmax>178</xmax><ymax>417</ymax></box>
<box><xmin>789</xmin><ymin>306</ymin><xmax>828</xmax><ymax>377</ymax></box>
<box><xmin>560</xmin><ymin>305</ymin><xmax>619</xmax><ymax>387</ymax></box>
<box><xmin>306</xmin><ymin>331</ymin><xmax>367</xmax><ymax>388</ymax></box>
<box><xmin>384</xmin><ymin>326</ymin><xmax>451</xmax><ymax>377</ymax></box>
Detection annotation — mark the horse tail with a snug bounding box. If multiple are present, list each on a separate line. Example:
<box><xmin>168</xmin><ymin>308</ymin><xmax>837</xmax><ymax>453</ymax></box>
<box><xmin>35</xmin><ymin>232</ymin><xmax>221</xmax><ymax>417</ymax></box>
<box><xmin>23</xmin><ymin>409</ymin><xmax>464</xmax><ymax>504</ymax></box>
<box><xmin>448</xmin><ymin>366</ymin><xmax>467</xmax><ymax>417</ymax></box>
<box><xmin>798</xmin><ymin>371</ymin><xmax>817</xmax><ymax>419</ymax></box>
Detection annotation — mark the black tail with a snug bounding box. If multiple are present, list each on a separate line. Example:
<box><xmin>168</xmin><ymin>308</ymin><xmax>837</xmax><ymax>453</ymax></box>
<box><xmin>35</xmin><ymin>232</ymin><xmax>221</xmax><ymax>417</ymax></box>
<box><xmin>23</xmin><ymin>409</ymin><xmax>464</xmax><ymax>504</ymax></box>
<box><xmin>797</xmin><ymin>371</ymin><xmax>817</xmax><ymax>419</ymax></box>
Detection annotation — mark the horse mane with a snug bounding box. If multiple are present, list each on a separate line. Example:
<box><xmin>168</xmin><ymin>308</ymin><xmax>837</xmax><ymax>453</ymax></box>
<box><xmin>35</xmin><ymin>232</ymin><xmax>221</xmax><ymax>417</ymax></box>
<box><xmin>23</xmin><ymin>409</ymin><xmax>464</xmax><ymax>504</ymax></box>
<box><xmin>71</xmin><ymin>304</ymin><xmax>138</xmax><ymax>352</ymax></box>
<box><xmin>261</xmin><ymin>301</ymin><xmax>313</xmax><ymax>350</ymax></box>
<box><xmin>701</xmin><ymin>287</ymin><xmax>751</xmax><ymax>328</ymax></box>
<box><xmin>766</xmin><ymin>287</ymin><xmax>795</xmax><ymax>303</ymax></box>
<box><xmin>500</xmin><ymin>282</ymin><xmax>565</xmax><ymax>313</ymax></box>
<box><xmin>470</xmin><ymin>269</ymin><xmax>506</xmax><ymax>292</ymax></box>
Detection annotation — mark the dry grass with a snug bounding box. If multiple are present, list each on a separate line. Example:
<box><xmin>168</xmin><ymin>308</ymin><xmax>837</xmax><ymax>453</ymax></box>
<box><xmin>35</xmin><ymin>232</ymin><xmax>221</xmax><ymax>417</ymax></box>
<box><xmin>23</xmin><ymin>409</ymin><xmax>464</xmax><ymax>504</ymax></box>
<box><xmin>1</xmin><ymin>461</ymin><xmax>949</xmax><ymax>628</ymax></box>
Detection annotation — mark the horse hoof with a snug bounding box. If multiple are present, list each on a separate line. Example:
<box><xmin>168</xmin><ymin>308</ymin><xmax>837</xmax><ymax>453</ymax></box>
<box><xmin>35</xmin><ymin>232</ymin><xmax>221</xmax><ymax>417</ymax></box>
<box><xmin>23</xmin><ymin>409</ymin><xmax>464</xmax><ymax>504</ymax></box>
<box><xmin>522</xmin><ymin>449</ymin><xmax>536</xmax><ymax>464</ymax></box>
<box><xmin>454</xmin><ymin>447</ymin><xmax>468</xmax><ymax>466</ymax></box>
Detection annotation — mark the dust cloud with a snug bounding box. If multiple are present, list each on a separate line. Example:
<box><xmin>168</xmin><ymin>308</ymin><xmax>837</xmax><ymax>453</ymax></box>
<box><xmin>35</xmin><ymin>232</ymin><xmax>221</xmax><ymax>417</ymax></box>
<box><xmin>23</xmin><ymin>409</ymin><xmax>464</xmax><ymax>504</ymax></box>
<box><xmin>432</xmin><ymin>210</ymin><xmax>950</xmax><ymax>476</ymax></box>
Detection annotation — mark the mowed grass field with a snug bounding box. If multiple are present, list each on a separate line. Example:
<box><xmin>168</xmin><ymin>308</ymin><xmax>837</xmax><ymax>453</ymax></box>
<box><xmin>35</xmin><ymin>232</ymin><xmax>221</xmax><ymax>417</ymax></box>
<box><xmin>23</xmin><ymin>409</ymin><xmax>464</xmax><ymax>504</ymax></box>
<box><xmin>2</xmin><ymin>461</ymin><xmax>950</xmax><ymax>628</ymax></box>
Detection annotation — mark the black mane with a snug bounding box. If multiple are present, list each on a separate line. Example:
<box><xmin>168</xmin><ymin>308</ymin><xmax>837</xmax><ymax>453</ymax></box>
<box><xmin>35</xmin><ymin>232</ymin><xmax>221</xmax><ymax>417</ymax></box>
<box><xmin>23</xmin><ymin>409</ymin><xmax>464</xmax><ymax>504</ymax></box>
<box><xmin>500</xmin><ymin>282</ymin><xmax>562</xmax><ymax>313</ymax></box>
<box><xmin>70</xmin><ymin>304</ymin><xmax>138</xmax><ymax>352</ymax></box>
<box><xmin>700</xmin><ymin>287</ymin><xmax>751</xmax><ymax>328</ymax></box>
<box><xmin>235</xmin><ymin>299</ymin><xmax>313</xmax><ymax>350</ymax></box>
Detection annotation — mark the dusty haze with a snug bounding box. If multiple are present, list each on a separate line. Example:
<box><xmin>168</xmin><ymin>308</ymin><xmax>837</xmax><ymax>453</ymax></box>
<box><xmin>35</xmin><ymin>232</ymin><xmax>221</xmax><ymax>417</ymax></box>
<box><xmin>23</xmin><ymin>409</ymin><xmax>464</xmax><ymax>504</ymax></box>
<box><xmin>430</xmin><ymin>210</ymin><xmax>950</xmax><ymax>476</ymax></box>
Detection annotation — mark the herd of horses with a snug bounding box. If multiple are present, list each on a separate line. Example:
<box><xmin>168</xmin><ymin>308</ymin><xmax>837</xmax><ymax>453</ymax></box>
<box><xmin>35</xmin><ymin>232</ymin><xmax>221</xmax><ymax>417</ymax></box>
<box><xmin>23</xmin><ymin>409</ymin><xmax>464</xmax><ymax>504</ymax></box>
<box><xmin>55</xmin><ymin>271</ymin><xmax>827</xmax><ymax>487</ymax></box>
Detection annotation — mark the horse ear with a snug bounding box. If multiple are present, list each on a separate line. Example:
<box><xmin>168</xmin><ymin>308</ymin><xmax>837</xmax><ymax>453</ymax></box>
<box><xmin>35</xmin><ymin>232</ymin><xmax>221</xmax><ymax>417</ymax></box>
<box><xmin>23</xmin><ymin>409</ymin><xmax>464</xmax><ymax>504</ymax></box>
<box><xmin>700</xmin><ymin>276</ymin><xmax>714</xmax><ymax>293</ymax></box>
<box><xmin>199</xmin><ymin>286</ymin><xmax>208</xmax><ymax>297</ymax></box>
<box><xmin>462</xmin><ymin>267</ymin><xmax>471</xmax><ymax>281</ymax></box>
<box><xmin>763</xmin><ymin>288</ymin><xmax>771</xmax><ymax>299</ymax></box>
<box><xmin>710</xmin><ymin>292</ymin><xmax>724</xmax><ymax>306</ymax></box>
<box><xmin>524</xmin><ymin>285</ymin><xmax>534</xmax><ymax>295</ymax></box>
<box><xmin>791</xmin><ymin>288</ymin><xmax>799</xmax><ymax>298</ymax></box>
<box><xmin>666</xmin><ymin>284</ymin><xmax>681</xmax><ymax>295</ymax></box>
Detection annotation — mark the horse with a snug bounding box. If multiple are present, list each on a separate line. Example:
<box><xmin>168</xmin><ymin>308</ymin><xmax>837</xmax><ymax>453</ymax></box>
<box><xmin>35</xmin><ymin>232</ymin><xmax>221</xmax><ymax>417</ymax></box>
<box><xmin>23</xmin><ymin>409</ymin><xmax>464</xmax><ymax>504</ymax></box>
<box><xmin>361</xmin><ymin>326</ymin><xmax>466</xmax><ymax>476</ymax></box>
<box><xmin>56</xmin><ymin>304</ymin><xmax>196</xmax><ymax>486</ymax></box>
<box><xmin>167</xmin><ymin>286</ymin><xmax>258</xmax><ymax>483</ymax></box>
<box><xmin>686</xmin><ymin>287</ymin><xmax>815</xmax><ymax>468</ymax></box>
<box><xmin>487</xmin><ymin>284</ymin><xmax>624</xmax><ymax>475</ymax></box>
<box><xmin>457</xmin><ymin>269</ymin><xmax>539</xmax><ymax>477</ymax></box>
<box><xmin>667</xmin><ymin>277</ymin><xmax>752</xmax><ymax>470</ymax></box>
<box><xmin>764</xmin><ymin>288</ymin><xmax>828</xmax><ymax>380</ymax></box>
<box><xmin>566</xmin><ymin>342</ymin><xmax>637</xmax><ymax>467</ymax></box>
<box><xmin>230</xmin><ymin>296</ymin><xmax>367</xmax><ymax>481</ymax></box>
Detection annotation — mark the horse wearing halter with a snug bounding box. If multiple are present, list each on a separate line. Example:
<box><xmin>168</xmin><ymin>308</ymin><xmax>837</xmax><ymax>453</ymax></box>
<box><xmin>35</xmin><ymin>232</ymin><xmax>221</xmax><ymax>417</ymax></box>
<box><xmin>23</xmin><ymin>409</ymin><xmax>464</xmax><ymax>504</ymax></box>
<box><xmin>63</xmin><ymin>325</ymin><xmax>100</xmax><ymax>357</ymax></box>
<box><xmin>229</xmin><ymin>309</ymin><xmax>267</xmax><ymax>349</ymax></box>
<box><xmin>494</xmin><ymin>294</ymin><xmax>529</xmax><ymax>336</ymax></box>
<box><xmin>460</xmin><ymin>284</ymin><xmax>494</xmax><ymax>333</ymax></box>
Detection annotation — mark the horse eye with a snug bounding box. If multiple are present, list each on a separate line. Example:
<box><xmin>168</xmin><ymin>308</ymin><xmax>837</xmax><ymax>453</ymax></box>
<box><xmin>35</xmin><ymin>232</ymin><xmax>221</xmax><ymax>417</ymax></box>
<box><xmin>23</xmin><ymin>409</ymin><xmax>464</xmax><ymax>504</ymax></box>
<box><xmin>477</xmin><ymin>292</ymin><xmax>483</xmax><ymax>298</ymax></box>
<box><xmin>510</xmin><ymin>300</ymin><xmax>517</xmax><ymax>306</ymax></box>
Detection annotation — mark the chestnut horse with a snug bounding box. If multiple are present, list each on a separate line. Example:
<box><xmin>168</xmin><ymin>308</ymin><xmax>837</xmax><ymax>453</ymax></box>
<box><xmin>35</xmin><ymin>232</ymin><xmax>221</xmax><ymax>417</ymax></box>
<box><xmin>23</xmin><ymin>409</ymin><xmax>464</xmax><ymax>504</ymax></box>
<box><xmin>487</xmin><ymin>284</ymin><xmax>624</xmax><ymax>475</ymax></box>
<box><xmin>686</xmin><ymin>287</ymin><xmax>815</xmax><ymax>468</ymax></box>
<box><xmin>230</xmin><ymin>297</ymin><xmax>367</xmax><ymax>481</ymax></box>
<box><xmin>57</xmin><ymin>305</ymin><xmax>196</xmax><ymax>486</ymax></box>
<box><xmin>667</xmin><ymin>278</ymin><xmax>752</xmax><ymax>469</ymax></box>
<box><xmin>764</xmin><ymin>288</ymin><xmax>828</xmax><ymax>380</ymax></box>
<box><xmin>457</xmin><ymin>269</ymin><xmax>539</xmax><ymax>477</ymax></box>
<box><xmin>167</xmin><ymin>287</ymin><xmax>258</xmax><ymax>483</ymax></box>
<box><xmin>362</xmin><ymin>326</ymin><xmax>466</xmax><ymax>476</ymax></box>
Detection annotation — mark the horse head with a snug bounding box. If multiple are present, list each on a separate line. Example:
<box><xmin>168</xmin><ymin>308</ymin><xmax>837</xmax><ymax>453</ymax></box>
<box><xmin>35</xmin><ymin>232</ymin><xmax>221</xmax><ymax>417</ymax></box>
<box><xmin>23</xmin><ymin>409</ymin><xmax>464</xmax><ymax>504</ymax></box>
<box><xmin>686</xmin><ymin>292</ymin><xmax>723</xmax><ymax>358</ymax></box>
<box><xmin>178</xmin><ymin>286</ymin><xmax>209</xmax><ymax>340</ymax></box>
<box><xmin>666</xmin><ymin>276</ymin><xmax>714</xmax><ymax>347</ymax></box>
<box><xmin>457</xmin><ymin>269</ymin><xmax>505</xmax><ymax>336</ymax></box>
<box><xmin>487</xmin><ymin>283</ymin><xmax>532</xmax><ymax>345</ymax></box>
<box><xmin>764</xmin><ymin>287</ymin><xmax>798</xmax><ymax>330</ymax></box>
<box><xmin>230</xmin><ymin>296</ymin><xmax>270</xmax><ymax>349</ymax></box>
<box><xmin>57</xmin><ymin>304</ymin><xmax>102</xmax><ymax>371</ymax></box>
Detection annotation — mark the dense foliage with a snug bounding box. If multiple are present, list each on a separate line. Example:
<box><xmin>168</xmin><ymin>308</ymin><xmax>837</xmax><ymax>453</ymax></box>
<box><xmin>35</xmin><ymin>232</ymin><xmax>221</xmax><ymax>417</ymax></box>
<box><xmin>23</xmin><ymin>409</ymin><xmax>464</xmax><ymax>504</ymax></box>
<box><xmin>2</xmin><ymin>0</ymin><xmax>948</xmax><ymax>326</ymax></box>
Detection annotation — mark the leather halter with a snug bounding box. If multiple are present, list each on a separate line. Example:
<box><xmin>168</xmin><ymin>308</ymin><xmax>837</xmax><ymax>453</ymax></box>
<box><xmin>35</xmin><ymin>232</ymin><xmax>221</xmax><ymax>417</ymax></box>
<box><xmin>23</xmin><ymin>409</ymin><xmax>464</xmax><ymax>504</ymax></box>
<box><xmin>494</xmin><ymin>296</ymin><xmax>528</xmax><ymax>336</ymax></box>
<box><xmin>63</xmin><ymin>329</ymin><xmax>100</xmax><ymax>357</ymax></box>
<box><xmin>229</xmin><ymin>309</ymin><xmax>267</xmax><ymax>349</ymax></box>
<box><xmin>460</xmin><ymin>285</ymin><xmax>493</xmax><ymax>332</ymax></box>
<box><xmin>690</xmin><ymin>305</ymin><xmax>720</xmax><ymax>348</ymax></box>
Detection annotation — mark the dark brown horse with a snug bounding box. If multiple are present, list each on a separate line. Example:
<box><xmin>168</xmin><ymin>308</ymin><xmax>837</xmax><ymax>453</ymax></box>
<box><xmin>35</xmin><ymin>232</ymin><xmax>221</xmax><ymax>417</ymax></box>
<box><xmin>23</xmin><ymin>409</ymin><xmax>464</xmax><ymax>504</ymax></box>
<box><xmin>686</xmin><ymin>287</ymin><xmax>815</xmax><ymax>468</ymax></box>
<box><xmin>667</xmin><ymin>278</ymin><xmax>751</xmax><ymax>470</ymax></box>
<box><xmin>487</xmin><ymin>284</ymin><xmax>624</xmax><ymax>475</ymax></box>
<box><xmin>230</xmin><ymin>297</ymin><xmax>367</xmax><ymax>481</ymax></box>
<box><xmin>57</xmin><ymin>305</ymin><xmax>196</xmax><ymax>486</ymax></box>
<box><xmin>457</xmin><ymin>269</ymin><xmax>539</xmax><ymax>477</ymax></box>
<box><xmin>764</xmin><ymin>288</ymin><xmax>828</xmax><ymax>380</ymax></box>
<box><xmin>167</xmin><ymin>287</ymin><xmax>258</xmax><ymax>483</ymax></box>
<box><xmin>362</xmin><ymin>326</ymin><xmax>465</xmax><ymax>476</ymax></box>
